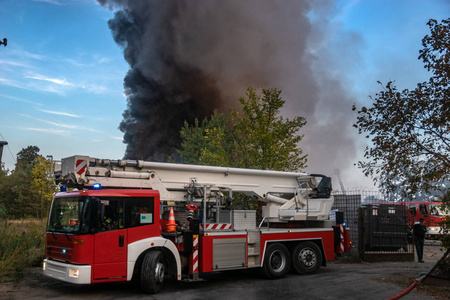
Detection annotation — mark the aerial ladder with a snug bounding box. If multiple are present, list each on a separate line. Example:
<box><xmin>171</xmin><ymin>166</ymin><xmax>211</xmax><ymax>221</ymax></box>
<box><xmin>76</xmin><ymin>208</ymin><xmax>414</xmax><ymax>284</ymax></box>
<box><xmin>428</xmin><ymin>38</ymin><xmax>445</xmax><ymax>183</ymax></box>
<box><xmin>57</xmin><ymin>155</ymin><xmax>334</xmax><ymax>223</ymax></box>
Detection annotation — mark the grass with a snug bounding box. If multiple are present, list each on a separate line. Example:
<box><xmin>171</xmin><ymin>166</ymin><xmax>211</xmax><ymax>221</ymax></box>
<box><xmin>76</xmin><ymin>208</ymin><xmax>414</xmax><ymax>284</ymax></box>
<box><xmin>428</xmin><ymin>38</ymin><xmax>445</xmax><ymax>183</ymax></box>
<box><xmin>0</xmin><ymin>219</ymin><xmax>46</xmax><ymax>282</ymax></box>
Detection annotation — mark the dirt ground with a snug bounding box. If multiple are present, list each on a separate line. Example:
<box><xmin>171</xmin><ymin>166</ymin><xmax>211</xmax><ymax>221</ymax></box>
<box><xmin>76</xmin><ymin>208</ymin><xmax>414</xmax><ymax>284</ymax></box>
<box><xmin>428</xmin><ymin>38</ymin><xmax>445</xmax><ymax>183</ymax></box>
<box><xmin>0</xmin><ymin>242</ymin><xmax>448</xmax><ymax>300</ymax></box>
<box><xmin>373</xmin><ymin>240</ymin><xmax>450</xmax><ymax>300</ymax></box>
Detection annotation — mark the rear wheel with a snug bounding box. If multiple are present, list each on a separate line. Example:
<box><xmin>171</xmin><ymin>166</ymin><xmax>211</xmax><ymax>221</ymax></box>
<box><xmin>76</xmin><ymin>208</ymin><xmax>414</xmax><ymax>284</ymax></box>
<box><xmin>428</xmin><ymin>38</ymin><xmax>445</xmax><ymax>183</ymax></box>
<box><xmin>262</xmin><ymin>243</ymin><xmax>290</xmax><ymax>279</ymax></box>
<box><xmin>141</xmin><ymin>251</ymin><xmax>165</xmax><ymax>294</ymax></box>
<box><xmin>292</xmin><ymin>241</ymin><xmax>322</xmax><ymax>275</ymax></box>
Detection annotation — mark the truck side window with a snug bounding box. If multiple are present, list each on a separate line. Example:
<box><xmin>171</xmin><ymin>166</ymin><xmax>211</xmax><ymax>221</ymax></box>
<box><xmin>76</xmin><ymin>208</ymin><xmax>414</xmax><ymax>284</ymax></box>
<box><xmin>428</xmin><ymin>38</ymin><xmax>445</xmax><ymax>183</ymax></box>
<box><xmin>101</xmin><ymin>199</ymin><xmax>124</xmax><ymax>231</ymax></box>
<box><xmin>409</xmin><ymin>205</ymin><xmax>416</xmax><ymax>216</ymax></box>
<box><xmin>419</xmin><ymin>204</ymin><xmax>428</xmax><ymax>217</ymax></box>
<box><xmin>127</xmin><ymin>197</ymin><xmax>154</xmax><ymax>228</ymax></box>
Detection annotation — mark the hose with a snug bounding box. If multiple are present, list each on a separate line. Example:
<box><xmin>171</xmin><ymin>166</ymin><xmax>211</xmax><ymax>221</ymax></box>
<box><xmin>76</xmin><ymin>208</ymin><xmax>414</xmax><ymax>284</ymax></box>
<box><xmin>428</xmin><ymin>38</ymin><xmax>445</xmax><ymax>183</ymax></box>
<box><xmin>387</xmin><ymin>275</ymin><xmax>426</xmax><ymax>300</ymax></box>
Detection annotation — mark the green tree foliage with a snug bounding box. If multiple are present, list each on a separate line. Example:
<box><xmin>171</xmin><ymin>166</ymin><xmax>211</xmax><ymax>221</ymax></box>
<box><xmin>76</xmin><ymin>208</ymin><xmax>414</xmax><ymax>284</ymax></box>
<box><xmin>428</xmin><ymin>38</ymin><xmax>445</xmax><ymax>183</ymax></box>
<box><xmin>16</xmin><ymin>146</ymin><xmax>40</xmax><ymax>171</ymax></box>
<box><xmin>232</xmin><ymin>87</ymin><xmax>307</xmax><ymax>171</ymax></box>
<box><xmin>179</xmin><ymin>87</ymin><xmax>307</xmax><ymax>172</ymax></box>
<box><xmin>0</xmin><ymin>146</ymin><xmax>56</xmax><ymax>219</ymax></box>
<box><xmin>31</xmin><ymin>156</ymin><xmax>56</xmax><ymax>222</ymax></box>
<box><xmin>179</xmin><ymin>111</ymin><xmax>234</xmax><ymax>167</ymax></box>
<box><xmin>352</xmin><ymin>19</ymin><xmax>449</xmax><ymax>245</ymax></box>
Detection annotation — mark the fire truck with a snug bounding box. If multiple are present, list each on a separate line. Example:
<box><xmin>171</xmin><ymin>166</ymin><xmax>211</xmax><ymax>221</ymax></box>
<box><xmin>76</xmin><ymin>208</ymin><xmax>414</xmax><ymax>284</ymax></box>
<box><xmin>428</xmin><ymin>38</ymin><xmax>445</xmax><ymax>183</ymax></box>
<box><xmin>406</xmin><ymin>201</ymin><xmax>449</xmax><ymax>238</ymax></box>
<box><xmin>43</xmin><ymin>155</ymin><xmax>349</xmax><ymax>294</ymax></box>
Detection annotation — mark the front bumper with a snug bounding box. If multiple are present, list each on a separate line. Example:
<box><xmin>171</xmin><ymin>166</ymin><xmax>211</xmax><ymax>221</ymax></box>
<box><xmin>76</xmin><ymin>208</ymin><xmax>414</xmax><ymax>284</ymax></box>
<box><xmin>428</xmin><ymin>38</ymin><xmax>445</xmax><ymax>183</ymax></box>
<box><xmin>43</xmin><ymin>259</ymin><xmax>91</xmax><ymax>284</ymax></box>
<box><xmin>427</xmin><ymin>226</ymin><xmax>443</xmax><ymax>236</ymax></box>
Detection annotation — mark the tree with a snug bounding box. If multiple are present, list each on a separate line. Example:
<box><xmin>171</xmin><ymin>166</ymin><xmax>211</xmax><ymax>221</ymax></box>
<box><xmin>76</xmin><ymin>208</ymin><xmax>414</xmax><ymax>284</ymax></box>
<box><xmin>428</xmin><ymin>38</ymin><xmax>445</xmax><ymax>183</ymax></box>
<box><xmin>179</xmin><ymin>87</ymin><xmax>307</xmax><ymax>171</ymax></box>
<box><xmin>352</xmin><ymin>19</ymin><xmax>449</xmax><ymax>245</ymax></box>
<box><xmin>16</xmin><ymin>146</ymin><xmax>40</xmax><ymax>171</ymax></box>
<box><xmin>232</xmin><ymin>87</ymin><xmax>307</xmax><ymax>171</ymax></box>
<box><xmin>0</xmin><ymin>146</ymin><xmax>55</xmax><ymax>219</ymax></box>
<box><xmin>31</xmin><ymin>156</ymin><xmax>56</xmax><ymax>222</ymax></box>
<box><xmin>179</xmin><ymin>111</ymin><xmax>234</xmax><ymax>167</ymax></box>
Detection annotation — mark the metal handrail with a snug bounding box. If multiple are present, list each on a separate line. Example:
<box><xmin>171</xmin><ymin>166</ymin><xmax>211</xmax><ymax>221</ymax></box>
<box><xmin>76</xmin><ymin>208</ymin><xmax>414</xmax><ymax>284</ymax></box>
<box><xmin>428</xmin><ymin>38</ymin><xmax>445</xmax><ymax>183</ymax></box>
<box><xmin>258</xmin><ymin>216</ymin><xmax>270</xmax><ymax>229</ymax></box>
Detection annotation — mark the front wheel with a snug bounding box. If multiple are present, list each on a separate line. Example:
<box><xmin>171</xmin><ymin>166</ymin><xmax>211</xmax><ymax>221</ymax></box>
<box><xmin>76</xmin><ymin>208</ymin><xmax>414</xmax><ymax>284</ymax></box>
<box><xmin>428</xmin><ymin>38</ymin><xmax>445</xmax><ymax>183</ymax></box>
<box><xmin>292</xmin><ymin>241</ymin><xmax>322</xmax><ymax>275</ymax></box>
<box><xmin>262</xmin><ymin>243</ymin><xmax>290</xmax><ymax>279</ymax></box>
<box><xmin>141</xmin><ymin>251</ymin><xmax>166</xmax><ymax>294</ymax></box>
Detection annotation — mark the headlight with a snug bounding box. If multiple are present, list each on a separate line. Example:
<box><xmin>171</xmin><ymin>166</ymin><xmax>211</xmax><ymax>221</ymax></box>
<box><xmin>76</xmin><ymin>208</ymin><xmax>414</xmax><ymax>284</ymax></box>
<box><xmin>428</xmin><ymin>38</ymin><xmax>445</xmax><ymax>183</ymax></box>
<box><xmin>69</xmin><ymin>268</ymin><xmax>79</xmax><ymax>278</ymax></box>
<box><xmin>43</xmin><ymin>262</ymin><xmax>46</xmax><ymax>270</ymax></box>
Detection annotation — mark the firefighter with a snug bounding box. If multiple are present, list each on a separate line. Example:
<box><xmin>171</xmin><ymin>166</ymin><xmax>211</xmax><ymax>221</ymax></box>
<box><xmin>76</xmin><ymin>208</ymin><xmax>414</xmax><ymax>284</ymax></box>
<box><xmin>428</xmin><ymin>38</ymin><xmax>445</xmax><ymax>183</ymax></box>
<box><xmin>413</xmin><ymin>218</ymin><xmax>426</xmax><ymax>263</ymax></box>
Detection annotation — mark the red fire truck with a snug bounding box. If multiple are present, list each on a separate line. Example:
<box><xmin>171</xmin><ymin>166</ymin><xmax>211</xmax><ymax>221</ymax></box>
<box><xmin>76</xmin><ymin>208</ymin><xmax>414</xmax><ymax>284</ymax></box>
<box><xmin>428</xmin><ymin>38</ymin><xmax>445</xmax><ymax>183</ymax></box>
<box><xmin>406</xmin><ymin>201</ymin><xmax>449</xmax><ymax>238</ymax></box>
<box><xmin>43</xmin><ymin>155</ymin><xmax>349</xmax><ymax>294</ymax></box>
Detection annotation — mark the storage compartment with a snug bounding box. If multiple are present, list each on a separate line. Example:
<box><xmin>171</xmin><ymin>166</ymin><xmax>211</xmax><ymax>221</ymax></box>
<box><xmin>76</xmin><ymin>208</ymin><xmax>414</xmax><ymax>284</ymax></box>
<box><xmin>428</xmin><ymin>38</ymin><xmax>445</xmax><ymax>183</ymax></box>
<box><xmin>232</xmin><ymin>210</ymin><xmax>256</xmax><ymax>230</ymax></box>
<box><xmin>213</xmin><ymin>238</ymin><xmax>247</xmax><ymax>269</ymax></box>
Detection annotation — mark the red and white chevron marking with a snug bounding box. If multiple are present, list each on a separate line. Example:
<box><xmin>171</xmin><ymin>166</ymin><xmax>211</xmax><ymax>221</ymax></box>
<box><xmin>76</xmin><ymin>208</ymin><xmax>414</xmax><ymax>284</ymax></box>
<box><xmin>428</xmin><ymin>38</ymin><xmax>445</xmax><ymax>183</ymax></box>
<box><xmin>76</xmin><ymin>159</ymin><xmax>88</xmax><ymax>176</ymax></box>
<box><xmin>340</xmin><ymin>225</ymin><xmax>344</xmax><ymax>253</ymax></box>
<box><xmin>200</xmin><ymin>223</ymin><xmax>232</xmax><ymax>230</ymax></box>
<box><xmin>191</xmin><ymin>235</ymin><xmax>199</xmax><ymax>274</ymax></box>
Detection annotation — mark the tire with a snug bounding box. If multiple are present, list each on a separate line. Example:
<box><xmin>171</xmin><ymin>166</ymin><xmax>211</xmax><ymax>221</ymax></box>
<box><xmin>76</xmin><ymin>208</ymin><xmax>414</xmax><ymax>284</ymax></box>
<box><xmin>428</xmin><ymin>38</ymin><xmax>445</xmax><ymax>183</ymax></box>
<box><xmin>141</xmin><ymin>251</ymin><xmax>166</xmax><ymax>294</ymax></box>
<box><xmin>262</xmin><ymin>243</ymin><xmax>290</xmax><ymax>279</ymax></box>
<box><xmin>292</xmin><ymin>241</ymin><xmax>322</xmax><ymax>275</ymax></box>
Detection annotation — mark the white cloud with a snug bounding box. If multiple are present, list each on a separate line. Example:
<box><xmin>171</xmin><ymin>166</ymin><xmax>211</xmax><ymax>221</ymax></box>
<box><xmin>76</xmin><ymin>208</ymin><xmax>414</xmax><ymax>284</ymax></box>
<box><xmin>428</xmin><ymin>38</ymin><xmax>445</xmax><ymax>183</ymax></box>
<box><xmin>33</xmin><ymin>0</ymin><xmax>63</xmax><ymax>5</ymax></box>
<box><xmin>0</xmin><ymin>94</ymin><xmax>44</xmax><ymax>106</ymax></box>
<box><xmin>19</xmin><ymin>113</ymin><xmax>78</xmax><ymax>128</ymax></box>
<box><xmin>0</xmin><ymin>59</ymin><xmax>33</xmax><ymax>69</ymax></box>
<box><xmin>38</xmin><ymin>109</ymin><xmax>82</xmax><ymax>118</ymax></box>
<box><xmin>10</xmin><ymin>49</ymin><xmax>48</xmax><ymax>61</ymax></box>
<box><xmin>22</xmin><ymin>127</ymin><xmax>68</xmax><ymax>135</ymax></box>
<box><xmin>26</xmin><ymin>74</ymin><xmax>74</xmax><ymax>86</ymax></box>
<box><xmin>0</xmin><ymin>78</ymin><xmax>27</xmax><ymax>90</ymax></box>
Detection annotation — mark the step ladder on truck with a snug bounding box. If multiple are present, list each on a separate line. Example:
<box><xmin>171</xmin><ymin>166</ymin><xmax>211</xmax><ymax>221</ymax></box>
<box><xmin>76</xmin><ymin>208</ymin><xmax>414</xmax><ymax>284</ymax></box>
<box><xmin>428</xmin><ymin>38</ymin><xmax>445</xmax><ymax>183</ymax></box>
<box><xmin>43</xmin><ymin>155</ymin><xmax>350</xmax><ymax>294</ymax></box>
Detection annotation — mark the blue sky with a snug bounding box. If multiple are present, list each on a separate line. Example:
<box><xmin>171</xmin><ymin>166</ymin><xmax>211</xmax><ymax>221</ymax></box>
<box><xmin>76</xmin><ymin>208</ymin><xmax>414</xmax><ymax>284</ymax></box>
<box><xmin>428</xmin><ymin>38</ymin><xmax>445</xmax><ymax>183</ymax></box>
<box><xmin>0</xmin><ymin>0</ymin><xmax>448</xmax><ymax>189</ymax></box>
<box><xmin>0</xmin><ymin>0</ymin><xmax>127</xmax><ymax>169</ymax></box>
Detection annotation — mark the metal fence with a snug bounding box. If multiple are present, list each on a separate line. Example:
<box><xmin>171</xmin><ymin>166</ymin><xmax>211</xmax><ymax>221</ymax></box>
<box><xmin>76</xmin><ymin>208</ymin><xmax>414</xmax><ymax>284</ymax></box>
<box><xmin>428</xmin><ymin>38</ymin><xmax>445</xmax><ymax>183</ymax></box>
<box><xmin>332</xmin><ymin>190</ymin><xmax>414</xmax><ymax>262</ymax></box>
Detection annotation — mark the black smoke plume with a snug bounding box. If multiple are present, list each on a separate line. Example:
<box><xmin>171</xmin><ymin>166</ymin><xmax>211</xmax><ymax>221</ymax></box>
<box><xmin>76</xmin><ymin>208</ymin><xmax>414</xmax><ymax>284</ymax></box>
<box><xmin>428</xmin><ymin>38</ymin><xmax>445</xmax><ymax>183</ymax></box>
<box><xmin>98</xmin><ymin>0</ymin><xmax>366</xmax><ymax>187</ymax></box>
<box><xmin>100</xmin><ymin>3</ymin><xmax>222</xmax><ymax>160</ymax></box>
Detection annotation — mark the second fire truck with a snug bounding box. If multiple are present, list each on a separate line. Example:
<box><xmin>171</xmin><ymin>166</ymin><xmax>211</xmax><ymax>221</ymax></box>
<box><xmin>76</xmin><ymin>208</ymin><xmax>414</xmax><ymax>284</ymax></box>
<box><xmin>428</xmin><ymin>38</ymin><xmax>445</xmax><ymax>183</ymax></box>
<box><xmin>43</xmin><ymin>155</ymin><xmax>349</xmax><ymax>294</ymax></box>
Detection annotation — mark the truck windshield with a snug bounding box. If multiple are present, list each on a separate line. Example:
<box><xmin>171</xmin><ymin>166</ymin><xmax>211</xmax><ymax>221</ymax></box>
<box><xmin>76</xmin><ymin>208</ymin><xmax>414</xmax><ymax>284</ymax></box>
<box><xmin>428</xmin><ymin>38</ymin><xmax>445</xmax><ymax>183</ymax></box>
<box><xmin>429</xmin><ymin>203</ymin><xmax>450</xmax><ymax>216</ymax></box>
<box><xmin>47</xmin><ymin>195</ymin><xmax>155</xmax><ymax>234</ymax></box>
<box><xmin>47</xmin><ymin>196</ymin><xmax>90</xmax><ymax>234</ymax></box>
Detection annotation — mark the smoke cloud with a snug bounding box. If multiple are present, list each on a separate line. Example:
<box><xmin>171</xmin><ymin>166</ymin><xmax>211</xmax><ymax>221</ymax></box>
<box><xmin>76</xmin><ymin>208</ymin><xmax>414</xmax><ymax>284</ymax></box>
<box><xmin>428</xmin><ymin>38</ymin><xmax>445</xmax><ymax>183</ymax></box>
<box><xmin>98</xmin><ymin>0</ymin><xmax>368</xmax><ymax>187</ymax></box>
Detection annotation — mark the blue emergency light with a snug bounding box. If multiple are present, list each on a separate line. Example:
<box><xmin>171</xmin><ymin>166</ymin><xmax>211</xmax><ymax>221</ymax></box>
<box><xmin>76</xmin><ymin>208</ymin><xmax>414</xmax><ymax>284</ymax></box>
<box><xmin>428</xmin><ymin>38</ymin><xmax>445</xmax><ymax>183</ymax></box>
<box><xmin>93</xmin><ymin>183</ymin><xmax>101</xmax><ymax>190</ymax></box>
<box><xmin>60</xmin><ymin>186</ymin><xmax>67</xmax><ymax>192</ymax></box>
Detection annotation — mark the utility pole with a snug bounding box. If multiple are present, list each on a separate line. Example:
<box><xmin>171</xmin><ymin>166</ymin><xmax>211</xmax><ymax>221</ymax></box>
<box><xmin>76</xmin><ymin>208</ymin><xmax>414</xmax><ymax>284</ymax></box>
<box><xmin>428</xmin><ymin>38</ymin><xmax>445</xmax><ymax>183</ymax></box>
<box><xmin>0</xmin><ymin>141</ymin><xmax>8</xmax><ymax>168</ymax></box>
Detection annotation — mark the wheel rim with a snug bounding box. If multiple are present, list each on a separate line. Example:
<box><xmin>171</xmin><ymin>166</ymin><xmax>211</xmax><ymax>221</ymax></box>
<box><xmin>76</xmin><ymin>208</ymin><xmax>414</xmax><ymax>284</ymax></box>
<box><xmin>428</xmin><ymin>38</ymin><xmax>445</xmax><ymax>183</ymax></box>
<box><xmin>298</xmin><ymin>247</ymin><xmax>316</xmax><ymax>268</ymax></box>
<box><xmin>155</xmin><ymin>261</ymin><xmax>165</xmax><ymax>283</ymax></box>
<box><xmin>269</xmin><ymin>250</ymin><xmax>286</xmax><ymax>272</ymax></box>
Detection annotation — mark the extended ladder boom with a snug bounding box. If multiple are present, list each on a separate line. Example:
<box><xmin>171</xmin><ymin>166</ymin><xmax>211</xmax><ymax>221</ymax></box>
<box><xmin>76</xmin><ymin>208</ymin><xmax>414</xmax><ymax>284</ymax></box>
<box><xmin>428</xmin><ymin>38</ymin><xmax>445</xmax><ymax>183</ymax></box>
<box><xmin>56</xmin><ymin>155</ymin><xmax>334</xmax><ymax>221</ymax></box>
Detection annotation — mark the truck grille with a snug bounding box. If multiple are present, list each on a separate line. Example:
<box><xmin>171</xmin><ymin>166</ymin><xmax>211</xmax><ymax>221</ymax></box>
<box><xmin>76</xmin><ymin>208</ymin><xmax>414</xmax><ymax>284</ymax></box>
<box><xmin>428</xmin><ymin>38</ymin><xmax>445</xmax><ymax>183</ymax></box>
<box><xmin>46</xmin><ymin>239</ymin><xmax>73</xmax><ymax>261</ymax></box>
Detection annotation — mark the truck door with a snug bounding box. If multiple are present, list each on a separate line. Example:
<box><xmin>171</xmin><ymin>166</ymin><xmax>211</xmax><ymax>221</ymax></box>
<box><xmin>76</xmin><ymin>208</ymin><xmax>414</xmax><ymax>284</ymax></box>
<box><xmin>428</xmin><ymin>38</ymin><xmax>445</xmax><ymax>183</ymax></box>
<box><xmin>93</xmin><ymin>199</ymin><xmax>127</xmax><ymax>281</ymax></box>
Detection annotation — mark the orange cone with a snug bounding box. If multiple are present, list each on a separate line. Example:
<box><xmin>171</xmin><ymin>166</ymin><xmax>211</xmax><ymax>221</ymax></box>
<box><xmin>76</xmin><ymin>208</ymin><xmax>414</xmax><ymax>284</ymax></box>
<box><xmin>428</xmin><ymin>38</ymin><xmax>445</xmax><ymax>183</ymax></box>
<box><xmin>166</xmin><ymin>207</ymin><xmax>177</xmax><ymax>232</ymax></box>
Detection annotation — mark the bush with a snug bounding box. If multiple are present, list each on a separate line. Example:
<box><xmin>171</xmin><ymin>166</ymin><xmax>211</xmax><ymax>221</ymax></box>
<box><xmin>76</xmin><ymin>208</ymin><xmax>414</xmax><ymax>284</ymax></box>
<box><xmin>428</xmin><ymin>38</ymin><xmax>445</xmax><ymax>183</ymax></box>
<box><xmin>0</xmin><ymin>219</ymin><xmax>46</xmax><ymax>281</ymax></box>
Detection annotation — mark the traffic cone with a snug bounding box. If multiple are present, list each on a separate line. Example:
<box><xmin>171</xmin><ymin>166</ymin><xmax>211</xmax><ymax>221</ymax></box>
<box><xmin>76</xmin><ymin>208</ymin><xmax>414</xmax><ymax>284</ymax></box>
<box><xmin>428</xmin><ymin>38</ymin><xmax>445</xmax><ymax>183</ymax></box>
<box><xmin>166</xmin><ymin>207</ymin><xmax>177</xmax><ymax>232</ymax></box>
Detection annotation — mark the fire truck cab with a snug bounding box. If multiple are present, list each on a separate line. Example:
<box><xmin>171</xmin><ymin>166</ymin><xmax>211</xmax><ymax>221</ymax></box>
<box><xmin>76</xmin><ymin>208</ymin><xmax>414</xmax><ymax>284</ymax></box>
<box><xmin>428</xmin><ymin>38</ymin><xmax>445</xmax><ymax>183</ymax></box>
<box><xmin>407</xmin><ymin>201</ymin><xmax>449</xmax><ymax>238</ymax></box>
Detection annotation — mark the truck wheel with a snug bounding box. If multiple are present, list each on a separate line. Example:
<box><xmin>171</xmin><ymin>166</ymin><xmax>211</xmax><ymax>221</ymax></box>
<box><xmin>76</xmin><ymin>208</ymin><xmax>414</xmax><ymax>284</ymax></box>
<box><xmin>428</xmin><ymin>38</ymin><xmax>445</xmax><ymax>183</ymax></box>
<box><xmin>262</xmin><ymin>243</ymin><xmax>290</xmax><ymax>279</ymax></box>
<box><xmin>141</xmin><ymin>251</ymin><xmax>165</xmax><ymax>294</ymax></box>
<box><xmin>292</xmin><ymin>241</ymin><xmax>322</xmax><ymax>275</ymax></box>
